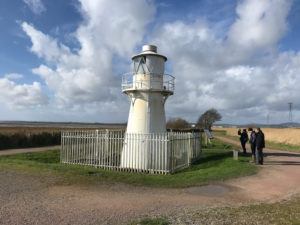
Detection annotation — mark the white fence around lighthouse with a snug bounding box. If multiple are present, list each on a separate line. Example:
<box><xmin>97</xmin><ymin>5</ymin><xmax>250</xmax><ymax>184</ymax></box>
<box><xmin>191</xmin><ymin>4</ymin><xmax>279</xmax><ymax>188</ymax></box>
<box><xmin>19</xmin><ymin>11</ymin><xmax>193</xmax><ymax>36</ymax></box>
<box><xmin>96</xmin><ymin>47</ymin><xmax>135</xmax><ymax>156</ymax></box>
<box><xmin>61</xmin><ymin>130</ymin><xmax>202</xmax><ymax>174</ymax></box>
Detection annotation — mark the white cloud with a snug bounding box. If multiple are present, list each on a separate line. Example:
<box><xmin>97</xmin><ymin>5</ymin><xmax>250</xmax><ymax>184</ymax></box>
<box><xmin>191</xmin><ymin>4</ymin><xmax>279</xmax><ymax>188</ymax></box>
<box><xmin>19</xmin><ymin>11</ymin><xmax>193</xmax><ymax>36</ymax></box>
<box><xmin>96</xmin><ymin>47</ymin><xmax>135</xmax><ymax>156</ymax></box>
<box><xmin>4</xmin><ymin>73</ymin><xmax>23</xmax><ymax>80</ymax></box>
<box><xmin>22</xmin><ymin>0</ymin><xmax>155</xmax><ymax>110</ymax></box>
<box><xmin>228</xmin><ymin>0</ymin><xmax>291</xmax><ymax>50</ymax></box>
<box><xmin>0</xmin><ymin>77</ymin><xmax>48</xmax><ymax>108</ymax></box>
<box><xmin>23</xmin><ymin>0</ymin><xmax>46</xmax><ymax>15</ymax></box>
<box><xmin>154</xmin><ymin>0</ymin><xmax>296</xmax><ymax>123</ymax></box>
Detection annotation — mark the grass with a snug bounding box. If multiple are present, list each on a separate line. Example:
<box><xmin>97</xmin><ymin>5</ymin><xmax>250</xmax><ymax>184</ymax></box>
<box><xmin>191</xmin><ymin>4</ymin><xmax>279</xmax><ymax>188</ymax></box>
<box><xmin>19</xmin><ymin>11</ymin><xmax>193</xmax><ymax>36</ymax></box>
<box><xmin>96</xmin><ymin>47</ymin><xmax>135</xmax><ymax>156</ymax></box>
<box><xmin>214</xmin><ymin>130</ymin><xmax>300</xmax><ymax>152</ymax></box>
<box><xmin>214</xmin><ymin>127</ymin><xmax>300</xmax><ymax>152</ymax></box>
<box><xmin>0</xmin><ymin>139</ymin><xmax>257</xmax><ymax>188</ymax></box>
<box><xmin>178</xmin><ymin>196</ymin><xmax>300</xmax><ymax>225</ymax></box>
<box><xmin>129</xmin><ymin>217</ymin><xmax>170</xmax><ymax>225</ymax></box>
<box><xmin>129</xmin><ymin>195</ymin><xmax>300</xmax><ymax>225</ymax></box>
<box><xmin>265</xmin><ymin>140</ymin><xmax>300</xmax><ymax>152</ymax></box>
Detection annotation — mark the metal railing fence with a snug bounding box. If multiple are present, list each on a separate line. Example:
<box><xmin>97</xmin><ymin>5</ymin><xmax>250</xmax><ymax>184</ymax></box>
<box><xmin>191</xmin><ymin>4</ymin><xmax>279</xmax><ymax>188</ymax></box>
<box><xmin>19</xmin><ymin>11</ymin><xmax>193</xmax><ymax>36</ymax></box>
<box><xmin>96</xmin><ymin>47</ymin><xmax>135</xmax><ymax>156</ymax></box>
<box><xmin>61</xmin><ymin>130</ymin><xmax>201</xmax><ymax>174</ymax></box>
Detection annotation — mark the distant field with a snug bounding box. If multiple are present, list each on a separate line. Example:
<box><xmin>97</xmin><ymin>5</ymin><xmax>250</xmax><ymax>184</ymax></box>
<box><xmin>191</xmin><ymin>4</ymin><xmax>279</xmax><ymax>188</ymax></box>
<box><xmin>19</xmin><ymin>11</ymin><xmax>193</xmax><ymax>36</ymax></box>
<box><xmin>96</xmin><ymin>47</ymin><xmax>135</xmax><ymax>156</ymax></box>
<box><xmin>0</xmin><ymin>122</ymin><xmax>126</xmax><ymax>150</ymax></box>
<box><xmin>0</xmin><ymin>122</ymin><xmax>126</xmax><ymax>135</ymax></box>
<box><xmin>0</xmin><ymin>126</ymin><xmax>125</xmax><ymax>135</ymax></box>
<box><xmin>214</xmin><ymin>127</ymin><xmax>300</xmax><ymax>147</ymax></box>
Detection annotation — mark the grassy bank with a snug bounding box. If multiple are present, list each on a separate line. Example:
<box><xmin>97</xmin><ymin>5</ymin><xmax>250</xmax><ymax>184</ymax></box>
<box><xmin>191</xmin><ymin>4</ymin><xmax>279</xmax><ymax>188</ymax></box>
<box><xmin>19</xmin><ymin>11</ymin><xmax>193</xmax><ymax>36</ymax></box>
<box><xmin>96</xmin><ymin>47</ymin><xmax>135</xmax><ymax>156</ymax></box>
<box><xmin>214</xmin><ymin>130</ymin><xmax>300</xmax><ymax>152</ymax></box>
<box><xmin>0</xmin><ymin>139</ymin><xmax>257</xmax><ymax>188</ymax></box>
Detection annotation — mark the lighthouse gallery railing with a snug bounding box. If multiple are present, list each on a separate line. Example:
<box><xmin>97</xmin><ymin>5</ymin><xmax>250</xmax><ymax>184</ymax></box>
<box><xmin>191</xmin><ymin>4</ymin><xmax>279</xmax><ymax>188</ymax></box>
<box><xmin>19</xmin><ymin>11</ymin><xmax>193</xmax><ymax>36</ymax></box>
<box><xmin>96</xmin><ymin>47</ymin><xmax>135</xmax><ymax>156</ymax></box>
<box><xmin>121</xmin><ymin>72</ymin><xmax>175</xmax><ymax>93</ymax></box>
<box><xmin>61</xmin><ymin>130</ymin><xmax>201</xmax><ymax>174</ymax></box>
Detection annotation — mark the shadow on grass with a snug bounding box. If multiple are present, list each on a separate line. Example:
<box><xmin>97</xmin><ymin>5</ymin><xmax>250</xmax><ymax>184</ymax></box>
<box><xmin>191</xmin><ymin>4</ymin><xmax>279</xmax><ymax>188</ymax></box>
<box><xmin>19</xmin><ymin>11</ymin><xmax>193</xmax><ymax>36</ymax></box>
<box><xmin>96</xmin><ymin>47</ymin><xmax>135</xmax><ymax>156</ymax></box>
<box><xmin>194</xmin><ymin>151</ymin><xmax>232</xmax><ymax>165</ymax></box>
<box><xmin>264</xmin><ymin>161</ymin><xmax>300</xmax><ymax>166</ymax></box>
<box><xmin>265</xmin><ymin>152</ymin><xmax>300</xmax><ymax>157</ymax></box>
<box><xmin>0</xmin><ymin>150</ymin><xmax>60</xmax><ymax>164</ymax></box>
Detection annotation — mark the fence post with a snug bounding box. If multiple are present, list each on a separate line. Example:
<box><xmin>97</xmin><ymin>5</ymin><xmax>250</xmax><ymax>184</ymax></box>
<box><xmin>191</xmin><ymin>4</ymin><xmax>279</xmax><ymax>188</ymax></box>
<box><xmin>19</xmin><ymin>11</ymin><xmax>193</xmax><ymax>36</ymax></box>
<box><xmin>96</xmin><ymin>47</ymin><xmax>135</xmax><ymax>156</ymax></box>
<box><xmin>105</xmin><ymin>129</ymin><xmax>109</xmax><ymax>166</ymax></box>
<box><xmin>60</xmin><ymin>131</ymin><xmax>64</xmax><ymax>163</ymax></box>
<box><xmin>170</xmin><ymin>132</ymin><xmax>174</xmax><ymax>173</ymax></box>
<box><xmin>96</xmin><ymin>130</ymin><xmax>99</xmax><ymax>166</ymax></box>
<box><xmin>188</xmin><ymin>133</ymin><xmax>191</xmax><ymax>166</ymax></box>
<box><xmin>233</xmin><ymin>150</ymin><xmax>239</xmax><ymax>160</ymax></box>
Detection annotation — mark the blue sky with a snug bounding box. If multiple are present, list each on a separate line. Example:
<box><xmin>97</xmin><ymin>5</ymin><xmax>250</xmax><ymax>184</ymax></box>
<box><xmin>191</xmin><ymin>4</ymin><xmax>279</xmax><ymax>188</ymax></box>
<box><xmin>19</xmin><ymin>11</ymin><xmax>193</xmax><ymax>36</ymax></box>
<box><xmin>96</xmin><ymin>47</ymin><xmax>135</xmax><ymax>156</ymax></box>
<box><xmin>0</xmin><ymin>0</ymin><xmax>299</xmax><ymax>124</ymax></box>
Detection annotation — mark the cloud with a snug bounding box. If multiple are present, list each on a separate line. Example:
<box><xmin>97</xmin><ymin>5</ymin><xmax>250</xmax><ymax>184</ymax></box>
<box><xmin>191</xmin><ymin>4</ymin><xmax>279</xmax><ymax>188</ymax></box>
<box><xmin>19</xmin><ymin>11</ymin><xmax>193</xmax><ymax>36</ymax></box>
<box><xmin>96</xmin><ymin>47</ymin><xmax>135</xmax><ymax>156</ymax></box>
<box><xmin>22</xmin><ymin>0</ymin><xmax>155</xmax><ymax>110</ymax></box>
<box><xmin>0</xmin><ymin>77</ymin><xmax>48</xmax><ymax>108</ymax></box>
<box><xmin>23</xmin><ymin>0</ymin><xmax>46</xmax><ymax>15</ymax></box>
<box><xmin>4</xmin><ymin>73</ymin><xmax>23</xmax><ymax>80</ymax></box>
<box><xmin>11</xmin><ymin>0</ymin><xmax>299</xmax><ymax>123</ymax></box>
<box><xmin>228</xmin><ymin>0</ymin><xmax>291</xmax><ymax>50</ymax></box>
<box><xmin>153</xmin><ymin>0</ymin><xmax>296</xmax><ymax>123</ymax></box>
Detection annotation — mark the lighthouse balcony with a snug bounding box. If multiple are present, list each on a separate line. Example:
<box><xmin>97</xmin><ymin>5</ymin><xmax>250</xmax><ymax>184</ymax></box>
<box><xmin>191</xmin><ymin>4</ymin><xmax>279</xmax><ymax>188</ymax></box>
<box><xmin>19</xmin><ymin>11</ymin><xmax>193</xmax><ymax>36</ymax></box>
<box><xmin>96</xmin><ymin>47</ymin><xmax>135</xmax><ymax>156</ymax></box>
<box><xmin>122</xmin><ymin>72</ymin><xmax>175</xmax><ymax>94</ymax></box>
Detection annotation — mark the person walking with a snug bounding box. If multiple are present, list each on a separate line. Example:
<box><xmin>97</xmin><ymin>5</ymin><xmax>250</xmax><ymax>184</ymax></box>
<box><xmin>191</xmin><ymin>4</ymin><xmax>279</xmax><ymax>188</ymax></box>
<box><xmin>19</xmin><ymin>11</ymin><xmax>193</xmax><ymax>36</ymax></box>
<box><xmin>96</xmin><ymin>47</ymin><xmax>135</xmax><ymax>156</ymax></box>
<box><xmin>255</xmin><ymin>128</ymin><xmax>265</xmax><ymax>165</ymax></box>
<box><xmin>248</xmin><ymin>128</ymin><xmax>256</xmax><ymax>162</ymax></box>
<box><xmin>239</xmin><ymin>128</ymin><xmax>249</xmax><ymax>154</ymax></box>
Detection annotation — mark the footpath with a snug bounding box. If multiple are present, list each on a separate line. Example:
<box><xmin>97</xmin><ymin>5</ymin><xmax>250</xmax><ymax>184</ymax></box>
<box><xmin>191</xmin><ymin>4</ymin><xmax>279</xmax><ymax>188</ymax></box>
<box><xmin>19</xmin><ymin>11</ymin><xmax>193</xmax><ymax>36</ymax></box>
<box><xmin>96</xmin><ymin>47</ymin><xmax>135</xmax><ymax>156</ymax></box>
<box><xmin>0</xmin><ymin>145</ymin><xmax>60</xmax><ymax>156</ymax></box>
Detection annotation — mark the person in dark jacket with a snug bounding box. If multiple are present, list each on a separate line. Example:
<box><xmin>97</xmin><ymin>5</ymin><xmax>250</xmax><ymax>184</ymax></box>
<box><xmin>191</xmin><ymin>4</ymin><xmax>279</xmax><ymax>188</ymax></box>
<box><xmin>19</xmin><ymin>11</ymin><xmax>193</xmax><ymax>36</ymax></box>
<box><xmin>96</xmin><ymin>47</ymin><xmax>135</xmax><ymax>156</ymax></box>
<box><xmin>238</xmin><ymin>128</ymin><xmax>249</xmax><ymax>154</ymax></box>
<box><xmin>255</xmin><ymin>128</ymin><xmax>265</xmax><ymax>165</ymax></box>
<box><xmin>248</xmin><ymin>128</ymin><xmax>256</xmax><ymax>162</ymax></box>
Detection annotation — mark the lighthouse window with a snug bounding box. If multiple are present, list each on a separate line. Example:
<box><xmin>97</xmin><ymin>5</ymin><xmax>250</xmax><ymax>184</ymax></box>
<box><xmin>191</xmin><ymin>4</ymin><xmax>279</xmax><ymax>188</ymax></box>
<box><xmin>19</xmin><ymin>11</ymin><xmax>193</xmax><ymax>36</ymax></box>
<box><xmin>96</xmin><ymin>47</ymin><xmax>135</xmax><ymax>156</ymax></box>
<box><xmin>133</xmin><ymin>56</ymin><xmax>149</xmax><ymax>74</ymax></box>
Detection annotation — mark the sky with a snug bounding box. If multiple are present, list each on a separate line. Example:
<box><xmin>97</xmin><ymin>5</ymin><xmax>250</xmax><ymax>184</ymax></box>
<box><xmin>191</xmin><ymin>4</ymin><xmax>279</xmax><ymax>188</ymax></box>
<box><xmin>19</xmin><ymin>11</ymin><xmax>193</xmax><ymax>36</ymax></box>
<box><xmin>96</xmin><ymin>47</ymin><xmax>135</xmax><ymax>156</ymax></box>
<box><xmin>0</xmin><ymin>0</ymin><xmax>299</xmax><ymax>124</ymax></box>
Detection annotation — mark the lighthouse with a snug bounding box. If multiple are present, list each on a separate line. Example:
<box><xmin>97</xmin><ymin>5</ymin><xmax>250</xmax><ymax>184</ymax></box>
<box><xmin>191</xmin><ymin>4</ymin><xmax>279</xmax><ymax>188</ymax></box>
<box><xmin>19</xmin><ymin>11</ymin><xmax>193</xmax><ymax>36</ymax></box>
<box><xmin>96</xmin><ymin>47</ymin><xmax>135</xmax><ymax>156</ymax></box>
<box><xmin>121</xmin><ymin>45</ymin><xmax>174</xmax><ymax>170</ymax></box>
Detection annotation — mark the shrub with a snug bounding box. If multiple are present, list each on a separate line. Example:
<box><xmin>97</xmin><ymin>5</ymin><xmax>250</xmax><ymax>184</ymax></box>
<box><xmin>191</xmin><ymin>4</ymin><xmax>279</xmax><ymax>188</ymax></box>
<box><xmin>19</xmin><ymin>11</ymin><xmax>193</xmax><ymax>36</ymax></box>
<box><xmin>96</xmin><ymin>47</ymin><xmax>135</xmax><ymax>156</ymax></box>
<box><xmin>0</xmin><ymin>132</ymin><xmax>61</xmax><ymax>150</ymax></box>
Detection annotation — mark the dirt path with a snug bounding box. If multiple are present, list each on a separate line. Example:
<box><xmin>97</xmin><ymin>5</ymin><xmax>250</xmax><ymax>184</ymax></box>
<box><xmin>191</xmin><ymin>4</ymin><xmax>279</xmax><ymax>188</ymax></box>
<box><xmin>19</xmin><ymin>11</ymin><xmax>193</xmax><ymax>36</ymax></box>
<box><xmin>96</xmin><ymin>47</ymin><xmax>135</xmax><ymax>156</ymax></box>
<box><xmin>215</xmin><ymin>135</ymin><xmax>300</xmax><ymax>202</ymax></box>
<box><xmin>0</xmin><ymin>139</ymin><xmax>299</xmax><ymax>224</ymax></box>
<box><xmin>0</xmin><ymin>145</ymin><xmax>60</xmax><ymax>156</ymax></box>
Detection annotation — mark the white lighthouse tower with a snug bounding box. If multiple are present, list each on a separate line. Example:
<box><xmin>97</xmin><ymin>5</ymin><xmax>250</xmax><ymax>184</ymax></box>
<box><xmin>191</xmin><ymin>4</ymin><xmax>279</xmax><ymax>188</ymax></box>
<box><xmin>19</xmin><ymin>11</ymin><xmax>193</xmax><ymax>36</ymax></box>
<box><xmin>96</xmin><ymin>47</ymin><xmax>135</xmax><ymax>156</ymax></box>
<box><xmin>121</xmin><ymin>45</ymin><xmax>174</xmax><ymax>170</ymax></box>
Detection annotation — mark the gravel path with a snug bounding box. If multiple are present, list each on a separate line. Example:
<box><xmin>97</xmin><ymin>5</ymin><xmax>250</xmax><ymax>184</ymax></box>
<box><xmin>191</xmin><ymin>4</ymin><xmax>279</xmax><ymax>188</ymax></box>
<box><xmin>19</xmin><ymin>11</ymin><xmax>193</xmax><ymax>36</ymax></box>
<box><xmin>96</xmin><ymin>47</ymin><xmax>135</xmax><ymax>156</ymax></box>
<box><xmin>0</xmin><ymin>146</ymin><xmax>60</xmax><ymax>156</ymax></box>
<box><xmin>0</xmin><ymin>138</ymin><xmax>299</xmax><ymax>225</ymax></box>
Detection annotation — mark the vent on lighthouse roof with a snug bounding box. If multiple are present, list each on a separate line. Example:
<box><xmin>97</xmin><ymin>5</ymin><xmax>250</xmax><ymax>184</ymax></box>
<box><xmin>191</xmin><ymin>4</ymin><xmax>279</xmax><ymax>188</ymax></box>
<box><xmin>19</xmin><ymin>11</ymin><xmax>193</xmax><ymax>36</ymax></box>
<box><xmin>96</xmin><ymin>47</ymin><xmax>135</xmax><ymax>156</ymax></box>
<box><xmin>142</xmin><ymin>45</ymin><xmax>157</xmax><ymax>53</ymax></box>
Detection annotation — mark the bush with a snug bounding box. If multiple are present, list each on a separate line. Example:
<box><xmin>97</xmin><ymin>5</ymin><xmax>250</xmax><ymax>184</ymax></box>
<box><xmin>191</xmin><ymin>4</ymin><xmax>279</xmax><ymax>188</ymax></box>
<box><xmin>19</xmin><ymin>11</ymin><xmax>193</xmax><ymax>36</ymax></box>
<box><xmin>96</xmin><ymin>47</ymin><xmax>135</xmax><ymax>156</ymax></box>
<box><xmin>0</xmin><ymin>132</ymin><xmax>61</xmax><ymax>150</ymax></box>
<box><xmin>166</xmin><ymin>117</ymin><xmax>190</xmax><ymax>130</ymax></box>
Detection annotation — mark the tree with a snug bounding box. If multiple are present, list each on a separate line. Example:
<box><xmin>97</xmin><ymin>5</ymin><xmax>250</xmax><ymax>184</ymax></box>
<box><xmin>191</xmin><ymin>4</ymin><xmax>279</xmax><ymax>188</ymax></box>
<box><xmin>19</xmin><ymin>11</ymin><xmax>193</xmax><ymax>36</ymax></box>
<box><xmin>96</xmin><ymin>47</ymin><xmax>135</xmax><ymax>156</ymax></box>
<box><xmin>197</xmin><ymin>108</ymin><xmax>222</xmax><ymax>130</ymax></box>
<box><xmin>166</xmin><ymin>117</ymin><xmax>191</xmax><ymax>130</ymax></box>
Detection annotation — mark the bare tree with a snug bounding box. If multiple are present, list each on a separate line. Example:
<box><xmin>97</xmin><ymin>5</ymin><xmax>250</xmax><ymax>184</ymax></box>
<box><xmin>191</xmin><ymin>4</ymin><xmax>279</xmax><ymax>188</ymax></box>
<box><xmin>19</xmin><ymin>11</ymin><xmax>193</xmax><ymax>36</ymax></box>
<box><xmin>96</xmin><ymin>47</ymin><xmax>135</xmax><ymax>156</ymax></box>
<box><xmin>197</xmin><ymin>108</ymin><xmax>222</xmax><ymax>130</ymax></box>
<box><xmin>166</xmin><ymin>117</ymin><xmax>191</xmax><ymax>130</ymax></box>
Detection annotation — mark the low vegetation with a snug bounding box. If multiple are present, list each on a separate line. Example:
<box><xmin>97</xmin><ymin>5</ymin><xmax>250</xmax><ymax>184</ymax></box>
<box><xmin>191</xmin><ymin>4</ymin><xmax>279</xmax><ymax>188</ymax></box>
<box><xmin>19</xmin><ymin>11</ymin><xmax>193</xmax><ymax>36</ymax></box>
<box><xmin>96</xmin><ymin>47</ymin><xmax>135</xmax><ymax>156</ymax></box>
<box><xmin>217</xmin><ymin>127</ymin><xmax>300</xmax><ymax>145</ymax></box>
<box><xmin>0</xmin><ymin>132</ymin><xmax>61</xmax><ymax>150</ymax></box>
<box><xmin>129</xmin><ymin>217</ymin><xmax>170</xmax><ymax>225</ymax></box>
<box><xmin>170</xmin><ymin>196</ymin><xmax>300</xmax><ymax>225</ymax></box>
<box><xmin>214</xmin><ymin>128</ymin><xmax>300</xmax><ymax>152</ymax></box>
<box><xmin>0</xmin><ymin>126</ymin><xmax>124</xmax><ymax>150</ymax></box>
<box><xmin>128</xmin><ymin>195</ymin><xmax>300</xmax><ymax>224</ymax></box>
<box><xmin>166</xmin><ymin>117</ymin><xmax>190</xmax><ymax>130</ymax></box>
<box><xmin>0</xmin><ymin>139</ymin><xmax>257</xmax><ymax>188</ymax></box>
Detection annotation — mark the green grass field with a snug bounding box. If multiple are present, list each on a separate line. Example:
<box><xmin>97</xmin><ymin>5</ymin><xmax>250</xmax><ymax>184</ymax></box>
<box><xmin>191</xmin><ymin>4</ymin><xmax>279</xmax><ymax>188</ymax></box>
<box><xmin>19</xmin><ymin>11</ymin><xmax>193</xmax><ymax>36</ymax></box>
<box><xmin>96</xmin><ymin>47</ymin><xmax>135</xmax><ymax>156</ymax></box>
<box><xmin>0</xmin><ymin>139</ymin><xmax>257</xmax><ymax>188</ymax></box>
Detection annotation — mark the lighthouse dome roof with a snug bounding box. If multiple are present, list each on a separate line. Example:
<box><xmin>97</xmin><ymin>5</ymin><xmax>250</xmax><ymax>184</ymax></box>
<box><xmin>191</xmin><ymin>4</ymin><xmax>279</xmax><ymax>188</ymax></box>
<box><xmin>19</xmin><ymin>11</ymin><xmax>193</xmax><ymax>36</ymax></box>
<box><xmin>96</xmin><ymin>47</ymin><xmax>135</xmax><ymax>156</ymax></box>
<box><xmin>132</xmin><ymin>45</ymin><xmax>167</xmax><ymax>61</ymax></box>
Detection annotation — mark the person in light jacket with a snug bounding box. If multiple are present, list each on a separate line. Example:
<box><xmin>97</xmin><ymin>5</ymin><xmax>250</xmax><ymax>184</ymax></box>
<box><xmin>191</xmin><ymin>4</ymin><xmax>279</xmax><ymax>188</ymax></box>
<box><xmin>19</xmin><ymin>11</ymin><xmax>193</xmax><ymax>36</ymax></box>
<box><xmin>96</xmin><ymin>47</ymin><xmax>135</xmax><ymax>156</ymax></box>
<box><xmin>255</xmin><ymin>128</ymin><xmax>265</xmax><ymax>165</ymax></box>
<box><xmin>248</xmin><ymin>128</ymin><xmax>256</xmax><ymax>162</ymax></box>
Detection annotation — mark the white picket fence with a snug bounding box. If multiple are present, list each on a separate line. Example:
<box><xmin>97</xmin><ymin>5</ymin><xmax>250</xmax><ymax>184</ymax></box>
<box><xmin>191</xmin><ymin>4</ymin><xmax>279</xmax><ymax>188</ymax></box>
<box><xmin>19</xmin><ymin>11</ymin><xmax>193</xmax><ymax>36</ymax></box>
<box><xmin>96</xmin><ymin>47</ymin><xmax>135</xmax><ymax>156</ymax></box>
<box><xmin>61</xmin><ymin>130</ymin><xmax>201</xmax><ymax>174</ymax></box>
